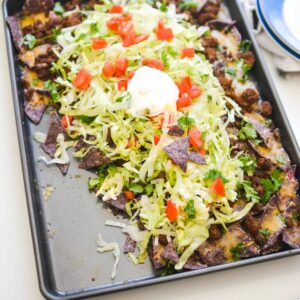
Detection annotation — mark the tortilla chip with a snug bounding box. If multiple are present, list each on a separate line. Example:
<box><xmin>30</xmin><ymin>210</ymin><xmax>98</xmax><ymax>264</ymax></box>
<box><xmin>167</xmin><ymin>125</ymin><xmax>184</xmax><ymax>137</ymax></box>
<box><xmin>24</xmin><ymin>101</ymin><xmax>46</xmax><ymax>124</ymax></box>
<box><xmin>183</xmin><ymin>254</ymin><xmax>207</xmax><ymax>270</ymax></box>
<box><xmin>282</xmin><ymin>226</ymin><xmax>300</xmax><ymax>248</ymax></box>
<box><xmin>188</xmin><ymin>151</ymin><xmax>207</xmax><ymax>165</ymax></box>
<box><xmin>123</xmin><ymin>235</ymin><xmax>137</xmax><ymax>254</ymax></box>
<box><xmin>78</xmin><ymin>147</ymin><xmax>111</xmax><ymax>169</ymax></box>
<box><xmin>148</xmin><ymin>237</ymin><xmax>167</xmax><ymax>269</ymax></box>
<box><xmin>164</xmin><ymin>137</ymin><xmax>190</xmax><ymax>171</ymax></box>
<box><xmin>161</xmin><ymin>241</ymin><xmax>179</xmax><ymax>263</ymax></box>
<box><xmin>22</xmin><ymin>0</ymin><xmax>54</xmax><ymax>14</ymax></box>
<box><xmin>6</xmin><ymin>16</ymin><xmax>23</xmax><ymax>51</ymax></box>
<box><xmin>107</xmin><ymin>194</ymin><xmax>127</xmax><ymax>212</ymax></box>
<box><xmin>41</xmin><ymin>111</ymin><xmax>69</xmax><ymax>174</ymax></box>
<box><xmin>197</xmin><ymin>241</ymin><xmax>225</xmax><ymax>266</ymax></box>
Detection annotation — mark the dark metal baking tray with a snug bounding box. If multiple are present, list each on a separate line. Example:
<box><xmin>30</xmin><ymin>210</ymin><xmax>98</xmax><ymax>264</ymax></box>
<box><xmin>3</xmin><ymin>0</ymin><xmax>300</xmax><ymax>299</ymax></box>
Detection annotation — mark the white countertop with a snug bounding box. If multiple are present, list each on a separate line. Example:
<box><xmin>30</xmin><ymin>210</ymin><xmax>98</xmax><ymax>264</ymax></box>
<box><xmin>1</xmin><ymin>5</ymin><xmax>300</xmax><ymax>300</ymax></box>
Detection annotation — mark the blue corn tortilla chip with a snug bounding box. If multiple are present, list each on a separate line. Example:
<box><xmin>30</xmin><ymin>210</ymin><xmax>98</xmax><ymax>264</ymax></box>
<box><xmin>78</xmin><ymin>147</ymin><xmax>111</xmax><ymax>169</ymax></box>
<box><xmin>24</xmin><ymin>101</ymin><xmax>47</xmax><ymax>124</ymax></box>
<box><xmin>123</xmin><ymin>235</ymin><xmax>137</xmax><ymax>253</ymax></box>
<box><xmin>107</xmin><ymin>194</ymin><xmax>127</xmax><ymax>212</ymax></box>
<box><xmin>6</xmin><ymin>16</ymin><xmax>23</xmax><ymax>51</ymax></box>
<box><xmin>163</xmin><ymin>137</ymin><xmax>190</xmax><ymax>172</ymax></box>
<box><xmin>41</xmin><ymin>111</ymin><xmax>69</xmax><ymax>174</ymax></box>
<box><xmin>188</xmin><ymin>151</ymin><xmax>207</xmax><ymax>165</ymax></box>
<box><xmin>167</xmin><ymin>125</ymin><xmax>184</xmax><ymax>137</ymax></box>
<box><xmin>22</xmin><ymin>0</ymin><xmax>54</xmax><ymax>14</ymax></box>
<box><xmin>148</xmin><ymin>237</ymin><xmax>167</xmax><ymax>269</ymax></box>
<box><xmin>183</xmin><ymin>254</ymin><xmax>207</xmax><ymax>270</ymax></box>
<box><xmin>161</xmin><ymin>241</ymin><xmax>179</xmax><ymax>263</ymax></box>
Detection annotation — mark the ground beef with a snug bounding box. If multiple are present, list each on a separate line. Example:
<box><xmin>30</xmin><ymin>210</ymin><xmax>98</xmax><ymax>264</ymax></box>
<box><xmin>239</xmin><ymin>51</ymin><xmax>255</xmax><ymax>67</ymax></box>
<box><xmin>204</xmin><ymin>47</ymin><xmax>218</xmax><ymax>63</ymax></box>
<box><xmin>236</xmin><ymin>88</ymin><xmax>259</xmax><ymax>108</ymax></box>
<box><xmin>202</xmin><ymin>36</ymin><xmax>219</xmax><ymax>48</ymax></box>
<box><xmin>64</xmin><ymin>12</ymin><xmax>82</xmax><ymax>27</ymax></box>
<box><xmin>261</xmin><ymin>101</ymin><xmax>273</xmax><ymax>117</ymax></box>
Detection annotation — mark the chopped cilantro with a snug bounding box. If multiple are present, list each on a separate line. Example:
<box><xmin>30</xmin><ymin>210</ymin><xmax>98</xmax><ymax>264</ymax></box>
<box><xmin>259</xmin><ymin>228</ymin><xmax>270</xmax><ymax>237</ymax></box>
<box><xmin>23</xmin><ymin>34</ymin><xmax>37</xmax><ymax>50</ymax></box>
<box><xmin>53</xmin><ymin>2</ymin><xmax>65</xmax><ymax>15</ymax></box>
<box><xmin>238</xmin><ymin>180</ymin><xmax>261</xmax><ymax>203</ymax></box>
<box><xmin>224</xmin><ymin>67</ymin><xmax>237</xmax><ymax>77</ymax></box>
<box><xmin>44</xmin><ymin>80</ymin><xmax>60</xmax><ymax>102</ymax></box>
<box><xmin>160</xmin><ymin>1</ymin><xmax>168</xmax><ymax>12</ymax></box>
<box><xmin>51</xmin><ymin>27</ymin><xmax>61</xmax><ymax>41</ymax></box>
<box><xmin>129</xmin><ymin>183</ymin><xmax>144</xmax><ymax>193</ymax></box>
<box><xmin>238</xmin><ymin>121</ymin><xmax>257</xmax><ymax>140</ymax></box>
<box><xmin>207</xmin><ymin>95</ymin><xmax>212</xmax><ymax>102</ymax></box>
<box><xmin>178</xmin><ymin>114</ymin><xmax>195</xmax><ymax>131</ymax></box>
<box><xmin>77</xmin><ymin>115</ymin><xmax>95</xmax><ymax>124</ymax></box>
<box><xmin>184</xmin><ymin>199</ymin><xmax>196</xmax><ymax>219</ymax></box>
<box><xmin>260</xmin><ymin>169</ymin><xmax>284</xmax><ymax>204</ymax></box>
<box><xmin>158</xmin><ymin>262</ymin><xmax>175</xmax><ymax>276</ymax></box>
<box><xmin>75</xmin><ymin>33</ymin><xmax>87</xmax><ymax>42</ymax></box>
<box><xmin>179</xmin><ymin>0</ymin><xmax>199</xmax><ymax>10</ymax></box>
<box><xmin>145</xmin><ymin>184</ymin><xmax>154</xmax><ymax>196</ymax></box>
<box><xmin>90</xmin><ymin>23</ymin><xmax>98</xmax><ymax>34</ymax></box>
<box><xmin>238</xmin><ymin>155</ymin><xmax>257</xmax><ymax>176</ymax></box>
<box><xmin>230</xmin><ymin>243</ymin><xmax>245</xmax><ymax>260</ymax></box>
<box><xmin>204</xmin><ymin>169</ymin><xmax>229</xmax><ymax>184</ymax></box>
<box><xmin>239</xmin><ymin>39</ymin><xmax>252</xmax><ymax>53</ymax></box>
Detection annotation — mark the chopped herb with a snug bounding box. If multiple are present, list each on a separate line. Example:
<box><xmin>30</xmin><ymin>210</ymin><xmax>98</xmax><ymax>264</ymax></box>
<box><xmin>238</xmin><ymin>155</ymin><xmax>257</xmax><ymax>176</ymax></box>
<box><xmin>158</xmin><ymin>261</ymin><xmax>175</xmax><ymax>276</ymax></box>
<box><xmin>179</xmin><ymin>0</ymin><xmax>198</xmax><ymax>10</ymax></box>
<box><xmin>260</xmin><ymin>169</ymin><xmax>284</xmax><ymax>204</ymax></box>
<box><xmin>279</xmin><ymin>215</ymin><xmax>287</xmax><ymax>224</ymax></box>
<box><xmin>129</xmin><ymin>183</ymin><xmax>144</xmax><ymax>193</ymax></box>
<box><xmin>53</xmin><ymin>2</ymin><xmax>65</xmax><ymax>15</ymax></box>
<box><xmin>160</xmin><ymin>1</ymin><xmax>168</xmax><ymax>12</ymax></box>
<box><xmin>145</xmin><ymin>184</ymin><xmax>154</xmax><ymax>196</ymax></box>
<box><xmin>292</xmin><ymin>211</ymin><xmax>300</xmax><ymax>220</ymax></box>
<box><xmin>238</xmin><ymin>121</ymin><xmax>257</xmax><ymax>140</ymax></box>
<box><xmin>23</xmin><ymin>34</ymin><xmax>37</xmax><ymax>49</ymax></box>
<box><xmin>51</xmin><ymin>27</ymin><xmax>61</xmax><ymax>41</ymax></box>
<box><xmin>75</xmin><ymin>33</ymin><xmax>87</xmax><ymax>42</ymax></box>
<box><xmin>77</xmin><ymin>115</ymin><xmax>95</xmax><ymax>124</ymax></box>
<box><xmin>90</xmin><ymin>23</ymin><xmax>98</xmax><ymax>34</ymax></box>
<box><xmin>44</xmin><ymin>80</ymin><xmax>60</xmax><ymax>102</ymax></box>
<box><xmin>200</xmin><ymin>73</ymin><xmax>209</xmax><ymax>82</ymax></box>
<box><xmin>184</xmin><ymin>199</ymin><xmax>196</xmax><ymax>219</ymax></box>
<box><xmin>238</xmin><ymin>180</ymin><xmax>261</xmax><ymax>203</ymax></box>
<box><xmin>178</xmin><ymin>114</ymin><xmax>195</xmax><ymax>131</ymax></box>
<box><xmin>238</xmin><ymin>61</ymin><xmax>251</xmax><ymax>83</ymax></box>
<box><xmin>259</xmin><ymin>228</ymin><xmax>270</xmax><ymax>237</ymax></box>
<box><xmin>230</xmin><ymin>243</ymin><xmax>245</xmax><ymax>260</ymax></box>
<box><xmin>239</xmin><ymin>39</ymin><xmax>252</xmax><ymax>53</ymax></box>
<box><xmin>204</xmin><ymin>169</ymin><xmax>229</xmax><ymax>184</ymax></box>
<box><xmin>207</xmin><ymin>95</ymin><xmax>212</xmax><ymax>102</ymax></box>
<box><xmin>224</xmin><ymin>67</ymin><xmax>237</xmax><ymax>77</ymax></box>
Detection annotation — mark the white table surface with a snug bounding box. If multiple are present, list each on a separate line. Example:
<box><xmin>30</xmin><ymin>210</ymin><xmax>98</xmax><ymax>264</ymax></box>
<box><xmin>1</xmin><ymin>5</ymin><xmax>300</xmax><ymax>300</ymax></box>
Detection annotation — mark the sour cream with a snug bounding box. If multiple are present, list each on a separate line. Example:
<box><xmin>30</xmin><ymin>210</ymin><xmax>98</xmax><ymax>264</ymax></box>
<box><xmin>127</xmin><ymin>66</ymin><xmax>179</xmax><ymax>116</ymax></box>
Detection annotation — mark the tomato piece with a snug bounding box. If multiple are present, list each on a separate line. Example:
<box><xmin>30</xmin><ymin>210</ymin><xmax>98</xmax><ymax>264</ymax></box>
<box><xmin>157</xmin><ymin>27</ymin><xmax>174</xmax><ymax>41</ymax></box>
<box><xmin>122</xmin><ymin>30</ymin><xmax>137</xmax><ymax>47</ymax></box>
<box><xmin>61</xmin><ymin>115</ymin><xmax>73</xmax><ymax>128</ymax></box>
<box><xmin>73</xmin><ymin>68</ymin><xmax>92</xmax><ymax>90</ymax></box>
<box><xmin>180</xmin><ymin>48</ymin><xmax>195</xmax><ymax>59</ymax></box>
<box><xmin>210</xmin><ymin>177</ymin><xmax>225</xmax><ymax>197</ymax></box>
<box><xmin>178</xmin><ymin>76</ymin><xmax>192</xmax><ymax>96</ymax></box>
<box><xmin>132</xmin><ymin>34</ymin><xmax>149</xmax><ymax>45</ymax></box>
<box><xmin>115</xmin><ymin>57</ymin><xmax>128</xmax><ymax>77</ymax></box>
<box><xmin>199</xmin><ymin>148</ymin><xmax>206</xmax><ymax>156</ymax></box>
<box><xmin>109</xmin><ymin>5</ymin><xmax>123</xmax><ymax>14</ymax></box>
<box><xmin>190</xmin><ymin>84</ymin><xmax>202</xmax><ymax>99</ymax></box>
<box><xmin>176</xmin><ymin>94</ymin><xmax>192</xmax><ymax>109</ymax></box>
<box><xmin>106</xmin><ymin>17</ymin><xmax>120</xmax><ymax>32</ymax></box>
<box><xmin>142</xmin><ymin>59</ymin><xmax>164</xmax><ymax>71</ymax></box>
<box><xmin>154</xmin><ymin>135</ymin><xmax>161</xmax><ymax>145</ymax></box>
<box><xmin>118</xmin><ymin>14</ymin><xmax>132</xmax><ymax>22</ymax></box>
<box><xmin>124</xmin><ymin>191</ymin><xmax>134</xmax><ymax>200</ymax></box>
<box><xmin>117</xmin><ymin>20</ymin><xmax>134</xmax><ymax>38</ymax></box>
<box><xmin>102</xmin><ymin>61</ymin><xmax>115</xmax><ymax>77</ymax></box>
<box><xmin>189</xmin><ymin>127</ymin><xmax>203</xmax><ymax>149</ymax></box>
<box><xmin>166</xmin><ymin>200</ymin><xmax>178</xmax><ymax>222</ymax></box>
<box><xmin>157</xmin><ymin>20</ymin><xmax>165</xmax><ymax>30</ymax></box>
<box><xmin>128</xmin><ymin>71</ymin><xmax>135</xmax><ymax>79</ymax></box>
<box><xmin>118</xmin><ymin>79</ymin><xmax>128</xmax><ymax>91</ymax></box>
<box><xmin>92</xmin><ymin>38</ymin><xmax>107</xmax><ymax>50</ymax></box>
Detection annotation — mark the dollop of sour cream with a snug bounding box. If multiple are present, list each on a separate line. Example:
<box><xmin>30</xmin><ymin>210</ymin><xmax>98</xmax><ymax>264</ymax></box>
<box><xmin>127</xmin><ymin>66</ymin><xmax>179</xmax><ymax>116</ymax></box>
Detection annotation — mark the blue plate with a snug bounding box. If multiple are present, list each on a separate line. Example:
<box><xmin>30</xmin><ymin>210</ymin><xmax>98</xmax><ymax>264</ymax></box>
<box><xmin>256</xmin><ymin>0</ymin><xmax>300</xmax><ymax>60</ymax></box>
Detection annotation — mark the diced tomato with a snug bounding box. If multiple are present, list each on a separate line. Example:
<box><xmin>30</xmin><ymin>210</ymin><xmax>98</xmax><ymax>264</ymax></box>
<box><xmin>210</xmin><ymin>177</ymin><xmax>225</xmax><ymax>197</ymax></box>
<box><xmin>122</xmin><ymin>30</ymin><xmax>136</xmax><ymax>47</ymax></box>
<box><xmin>118</xmin><ymin>79</ymin><xmax>128</xmax><ymax>91</ymax></box>
<box><xmin>190</xmin><ymin>84</ymin><xmax>202</xmax><ymax>99</ymax></box>
<box><xmin>106</xmin><ymin>17</ymin><xmax>120</xmax><ymax>32</ymax></box>
<box><xmin>132</xmin><ymin>34</ymin><xmax>149</xmax><ymax>45</ymax></box>
<box><xmin>115</xmin><ymin>57</ymin><xmax>128</xmax><ymax>77</ymax></box>
<box><xmin>180</xmin><ymin>48</ymin><xmax>195</xmax><ymax>59</ymax></box>
<box><xmin>124</xmin><ymin>191</ymin><xmax>134</xmax><ymax>200</ymax></box>
<box><xmin>177</xmin><ymin>76</ymin><xmax>192</xmax><ymax>96</ymax></box>
<box><xmin>154</xmin><ymin>135</ymin><xmax>161</xmax><ymax>145</ymax></box>
<box><xmin>73</xmin><ymin>68</ymin><xmax>92</xmax><ymax>90</ymax></box>
<box><xmin>199</xmin><ymin>148</ymin><xmax>206</xmax><ymax>156</ymax></box>
<box><xmin>128</xmin><ymin>71</ymin><xmax>135</xmax><ymax>79</ymax></box>
<box><xmin>157</xmin><ymin>27</ymin><xmax>174</xmax><ymax>41</ymax></box>
<box><xmin>118</xmin><ymin>14</ymin><xmax>132</xmax><ymax>22</ymax></box>
<box><xmin>166</xmin><ymin>200</ymin><xmax>178</xmax><ymax>222</ymax></box>
<box><xmin>189</xmin><ymin>127</ymin><xmax>203</xmax><ymax>149</ymax></box>
<box><xmin>109</xmin><ymin>5</ymin><xmax>123</xmax><ymax>14</ymax></box>
<box><xmin>157</xmin><ymin>20</ymin><xmax>165</xmax><ymax>30</ymax></box>
<box><xmin>117</xmin><ymin>20</ymin><xmax>134</xmax><ymax>38</ymax></box>
<box><xmin>142</xmin><ymin>58</ymin><xmax>164</xmax><ymax>71</ymax></box>
<box><xmin>92</xmin><ymin>38</ymin><xmax>107</xmax><ymax>50</ymax></box>
<box><xmin>102</xmin><ymin>61</ymin><xmax>115</xmax><ymax>77</ymax></box>
<box><xmin>61</xmin><ymin>115</ymin><xmax>73</xmax><ymax>128</ymax></box>
<box><xmin>176</xmin><ymin>94</ymin><xmax>192</xmax><ymax>109</ymax></box>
